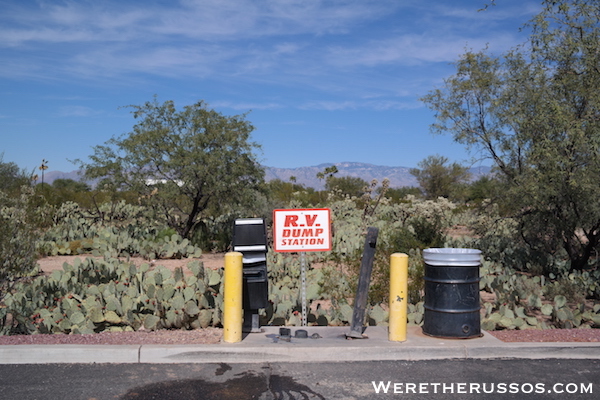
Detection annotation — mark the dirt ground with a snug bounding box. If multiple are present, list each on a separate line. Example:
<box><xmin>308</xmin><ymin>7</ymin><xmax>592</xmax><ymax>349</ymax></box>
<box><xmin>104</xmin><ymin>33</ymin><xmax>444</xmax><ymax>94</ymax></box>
<box><xmin>36</xmin><ymin>252</ymin><xmax>225</xmax><ymax>275</ymax></box>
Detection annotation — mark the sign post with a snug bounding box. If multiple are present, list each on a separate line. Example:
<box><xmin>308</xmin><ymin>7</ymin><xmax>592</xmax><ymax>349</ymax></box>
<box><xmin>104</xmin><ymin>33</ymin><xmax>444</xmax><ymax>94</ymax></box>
<box><xmin>273</xmin><ymin>209</ymin><xmax>331</xmax><ymax>326</ymax></box>
<box><xmin>300</xmin><ymin>251</ymin><xmax>307</xmax><ymax>326</ymax></box>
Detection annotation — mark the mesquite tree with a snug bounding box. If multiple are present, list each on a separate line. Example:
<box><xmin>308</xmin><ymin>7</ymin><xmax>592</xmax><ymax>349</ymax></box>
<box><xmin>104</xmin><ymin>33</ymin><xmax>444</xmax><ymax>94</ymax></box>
<box><xmin>80</xmin><ymin>98</ymin><xmax>264</xmax><ymax>239</ymax></box>
<box><xmin>422</xmin><ymin>0</ymin><xmax>600</xmax><ymax>271</ymax></box>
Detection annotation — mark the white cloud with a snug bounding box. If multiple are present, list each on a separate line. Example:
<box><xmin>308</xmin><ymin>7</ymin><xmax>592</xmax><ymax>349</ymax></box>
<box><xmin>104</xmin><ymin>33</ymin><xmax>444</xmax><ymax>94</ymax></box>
<box><xmin>0</xmin><ymin>0</ymin><xmax>538</xmax><ymax>100</ymax></box>
<box><xmin>431</xmin><ymin>2</ymin><xmax>540</xmax><ymax>21</ymax></box>
<box><xmin>326</xmin><ymin>32</ymin><xmax>519</xmax><ymax>68</ymax></box>
<box><xmin>57</xmin><ymin>105</ymin><xmax>103</xmax><ymax>117</ymax></box>
<box><xmin>300</xmin><ymin>99</ymin><xmax>421</xmax><ymax>111</ymax></box>
<box><xmin>210</xmin><ymin>101</ymin><xmax>284</xmax><ymax>111</ymax></box>
<box><xmin>0</xmin><ymin>0</ymin><xmax>399</xmax><ymax>83</ymax></box>
<box><xmin>0</xmin><ymin>0</ymin><xmax>399</xmax><ymax>46</ymax></box>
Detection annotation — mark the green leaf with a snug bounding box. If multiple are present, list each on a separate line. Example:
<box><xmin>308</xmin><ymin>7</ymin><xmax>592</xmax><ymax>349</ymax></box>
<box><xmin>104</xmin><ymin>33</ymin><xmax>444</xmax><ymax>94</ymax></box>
<box><xmin>104</xmin><ymin>311</ymin><xmax>121</xmax><ymax>324</ymax></box>
<box><xmin>185</xmin><ymin>275</ymin><xmax>198</xmax><ymax>287</ymax></box>
<box><xmin>368</xmin><ymin>305</ymin><xmax>388</xmax><ymax>325</ymax></box>
<box><xmin>106</xmin><ymin>296</ymin><xmax>122</xmax><ymax>314</ymax></box>
<box><xmin>50</xmin><ymin>270</ymin><xmax>62</xmax><ymax>282</ymax></box>
<box><xmin>146</xmin><ymin>284</ymin><xmax>156</xmax><ymax>299</ymax></box>
<box><xmin>89</xmin><ymin>307</ymin><xmax>105</xmax><ymax>323</ymax></box>
<box><xmin>198</xmin><ymin>309</ymin><xmax>212</xmax><ymax>328</ymax></box>
<box><xmin>184</xmin><ymin>301</ymin><xmax>200</xmax><ymax>316</ymax></box>
<box><xmin>73</xmin><ymin>325</ymin><xmax>95</xmax><ymax>335</ymax></box>
<box><xmin>498</xmin><ymin>317</ymin><xmax>515</xmax><ymax>329</ymax></box>
<box><xmin>69</xmin><ymin>311</ymin><xmax>85</xmax><ymax>325</ymax></box>
<box><xmin>306</xmin><ymin>283</ymin><xmax>321</xmax><ymax>302</ymax></box>
<box><xmin>153</xmin><ymin>272</ymin><xmax>163</xmax><ymax>286</ymax></box>
<box><xmin>208</xmin><ymin>269</ymin><xmax>221</xmax><ymax>287</ymax></box>
<box><xmin>541</xmin><ymin>304</ymin><xmax>553</xmax><ymax>316</ymax></box>
<box><xmin>526</xmin><ymin>316</ymin><xmax>538</xmax><ymax>326</ymax></box>
<box><xmin>527</xmin><ymin>294</ymin><xmax>542</xmax><ymax>308</ymax></box>
<box><xmin>188</xmin><ymin>261</ymin><xmax>204</xmax><ymax>278</ymax></box>
<box><xmin>174</xmin><ymin>267</ymin><xmax>184</xmax><ymax>283</ymax></box>
<box><xmin>162</xmin><ymin>284</ymin><xmax>176</xmax><ymax>301</ymax></box>
<box><xmin>171</xmin><ymin>294</ymin><xmax>185</xmax><ymax>311</ymax></box>
<box><xmin>183</xmin><ymin>286</ymin><xmax>195</xmax><ymax>302</ymax></box>
<box><xmin>481</xmin><ymin>319</ymin><xmax>496</xmax><ymax>331</ymax></box>
<box><xmin>556</xmin><ymin>308</ymin><xmax>573</xmax><ymax>322</ymax></box>
<box><xmin>554</xmin><ymin>295</ymin><xmax>567</xmax><ymax>308</ymax></box>
<box><xmin>121</xmin><ymin>295</ymin><xmax>134</xmax><ymax>313</ymax></box>
<box><xmin>340</xmin><ymin>304</ymin><xmax>353</xmax><ymax>322</ymax></box>
<box><xmin>143</xmin><ymin>315</ymin><xmax>161</xmax><ymax>331</ymax></box>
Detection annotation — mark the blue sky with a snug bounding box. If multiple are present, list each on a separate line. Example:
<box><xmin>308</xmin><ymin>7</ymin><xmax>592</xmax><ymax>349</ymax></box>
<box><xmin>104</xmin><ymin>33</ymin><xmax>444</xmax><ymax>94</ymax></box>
<box><xmin>0</xmin><ymin>0</ymin><xmax>539</xmax><ymax>174</ymax></box>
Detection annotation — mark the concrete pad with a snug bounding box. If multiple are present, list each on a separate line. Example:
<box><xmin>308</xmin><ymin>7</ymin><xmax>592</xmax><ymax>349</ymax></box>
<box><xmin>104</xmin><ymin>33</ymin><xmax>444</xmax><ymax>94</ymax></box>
<box><xmin>138</xmin><ymin>326</ymin><xmax>501</xmax><ymax>364</ymax></box>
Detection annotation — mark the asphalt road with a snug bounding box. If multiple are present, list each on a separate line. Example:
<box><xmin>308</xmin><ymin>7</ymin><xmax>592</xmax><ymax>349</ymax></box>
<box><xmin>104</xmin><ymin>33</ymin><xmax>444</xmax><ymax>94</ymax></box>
<box><xmin>0</xmin><ymin>359</ymin><xmax>598</xmax><ymax>400</ymax></box>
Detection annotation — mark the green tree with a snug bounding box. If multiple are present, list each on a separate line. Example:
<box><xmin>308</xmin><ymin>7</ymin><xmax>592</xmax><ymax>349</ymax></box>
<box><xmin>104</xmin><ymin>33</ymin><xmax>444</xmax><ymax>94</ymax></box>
<box><xmin>0</xmin><ymin>155</ymin><xmax>31</xmax><ymax>196</ymax></box>
<box><xmin>466</xmin><ymin>176</ymin><xmax>500</xmax><ymax>204</ymax></box>
<box><xmin>79</xmin><ymin>98</ymin><xmax>265</xmax><ymax>239</ymax></box>
<box><xmin>381</xmin><ymin>186</ymin><xmax>422</xmax><ymax>203</ymax></box>
<box><xmin>35</xmin><ymin>178</ymin><xmax>94</xmax><ymax>207</ymax></box>
<box><xmin>266</xmin><ymin>178</ymin><xmax>307</xmax><ymax>205</ymax></box>
<box><xmin>266</xmin><ymin>178</ymin><xmax>320</xmax><ymax>207</ymax></box>
<box><xmin>409</xmin><ymin>155</ymin><xmax>470</xmax><ymax>199</ymax></box>
<box><xmin>315</xmin><ymin>165</ymin><xmax>339</xmax><ymax>203</ymax></box>
<box><xmin>0</xmin><ymin>158</ymin><xmax>39</xmax><ymax>299</ymax></box>
<box><xmin>422</xmin><ymin>0</ymin><xmax>600</xmax><ymax>270</ymax></box>
<box><xmin>325</xmin><ymin>176</ymin><xmax>368</xmax><ymax>198</ymax></box>
<box><xmin>316</xmin><ymin>165</ymin><xmax>339</xmax><ymax>182</ymax></box>
<box><xmin>52</xmin><ymin>178</ymin><xmax>91</xmax><ymax>192</ymax></box>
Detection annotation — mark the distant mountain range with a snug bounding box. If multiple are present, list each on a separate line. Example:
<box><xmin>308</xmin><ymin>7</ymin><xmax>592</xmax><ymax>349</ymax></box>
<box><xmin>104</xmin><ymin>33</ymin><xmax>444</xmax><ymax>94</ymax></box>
<box><xmin>265</xmin><ymin>162</ymin><xmax>491</xmax><ymax>190</ymax></box>
<box><xmin>44</xmin><ymin>162</ymin><xmax>492</xmax><ymax>190</ymax></box>
<box><xmin>265</xmin><ymin>162</ymin><xmax>418</xmax><ymax>190</ymax></box>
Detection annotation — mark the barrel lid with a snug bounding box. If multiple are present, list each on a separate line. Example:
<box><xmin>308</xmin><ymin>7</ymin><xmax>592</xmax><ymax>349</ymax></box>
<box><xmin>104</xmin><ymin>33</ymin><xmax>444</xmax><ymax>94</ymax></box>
<box><xmin>423</xmin><ymin>248</ymin><xmax>481</xmax><ymax>266</ymax></box>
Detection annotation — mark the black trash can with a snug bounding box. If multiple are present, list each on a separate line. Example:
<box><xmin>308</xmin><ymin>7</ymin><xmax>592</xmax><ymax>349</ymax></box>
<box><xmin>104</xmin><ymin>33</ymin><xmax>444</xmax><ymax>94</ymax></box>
<box><xmin>422</xmin><ymin>248</ymin><xmax>482</xmax><ymax>339</ymax></box>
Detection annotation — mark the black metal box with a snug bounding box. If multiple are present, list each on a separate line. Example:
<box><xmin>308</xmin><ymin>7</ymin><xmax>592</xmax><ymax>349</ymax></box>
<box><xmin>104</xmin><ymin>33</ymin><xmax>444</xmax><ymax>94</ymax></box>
<box><xmin>233</xmin><ymin>218</ymin><xmax>268</xmax><ymax>310</ymax></box>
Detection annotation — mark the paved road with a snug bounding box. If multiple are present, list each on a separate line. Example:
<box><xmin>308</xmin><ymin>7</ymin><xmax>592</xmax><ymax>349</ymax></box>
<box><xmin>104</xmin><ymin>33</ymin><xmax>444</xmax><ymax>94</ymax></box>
<box><xmin>1</xmin><ymin>359</ymin><xmax>598</xmax><ymax>399</ymax></box>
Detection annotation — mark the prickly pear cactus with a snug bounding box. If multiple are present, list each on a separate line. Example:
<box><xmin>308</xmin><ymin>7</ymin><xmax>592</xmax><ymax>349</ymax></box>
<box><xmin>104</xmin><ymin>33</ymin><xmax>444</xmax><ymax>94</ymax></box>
<box><xmin>0</xmin><ymin>256</ymin><xmax>222</xmax><ymax>335</ymax></box>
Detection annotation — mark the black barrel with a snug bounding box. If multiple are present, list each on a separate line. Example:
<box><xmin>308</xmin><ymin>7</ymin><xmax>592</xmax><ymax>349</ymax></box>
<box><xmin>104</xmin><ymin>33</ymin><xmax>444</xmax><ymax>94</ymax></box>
<box><xmin>422</xmin><ymin>248</ymin><xmax>482</xmax><ymax>339</ymax></box>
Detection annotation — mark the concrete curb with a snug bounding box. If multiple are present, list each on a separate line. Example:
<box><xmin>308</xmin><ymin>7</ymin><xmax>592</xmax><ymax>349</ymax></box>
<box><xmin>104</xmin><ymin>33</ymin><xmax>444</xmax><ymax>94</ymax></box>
<box><xmin>0</xmin><ymin>344</ymin><xmax>140</xmax><ymax>364</ymax></box>
<box><xmin>1</xmin><ymin>326</ymin><xmax>599</xmax><ymax>364</ymax></box>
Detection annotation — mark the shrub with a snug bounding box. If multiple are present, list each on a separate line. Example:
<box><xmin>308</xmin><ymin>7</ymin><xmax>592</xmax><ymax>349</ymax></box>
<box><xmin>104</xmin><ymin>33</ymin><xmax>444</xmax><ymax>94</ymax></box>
<box><xmin>0</xmin><ymin>187</ymin><xmax>45</xmax><ymax>309</ymax></box>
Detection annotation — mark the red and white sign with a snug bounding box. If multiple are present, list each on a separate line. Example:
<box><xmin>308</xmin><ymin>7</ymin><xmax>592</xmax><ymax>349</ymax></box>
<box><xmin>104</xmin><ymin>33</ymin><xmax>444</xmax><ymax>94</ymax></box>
<box><xmin>273</xmin><ymin>208</ymin><xmax>331</xmax><ymax>252</ymax></box>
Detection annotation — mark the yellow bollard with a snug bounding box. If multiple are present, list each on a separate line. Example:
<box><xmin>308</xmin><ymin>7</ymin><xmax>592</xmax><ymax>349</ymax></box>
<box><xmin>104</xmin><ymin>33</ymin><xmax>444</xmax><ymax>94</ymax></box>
<box><xmin>223</xmin><ymin>252</ymin><xmax>243</xmax><ymax>343</ymax></box>
<box><xmin>389</xmin><ymin>253</ymin><xmax>408</xmax><ymax>342</ymax></box>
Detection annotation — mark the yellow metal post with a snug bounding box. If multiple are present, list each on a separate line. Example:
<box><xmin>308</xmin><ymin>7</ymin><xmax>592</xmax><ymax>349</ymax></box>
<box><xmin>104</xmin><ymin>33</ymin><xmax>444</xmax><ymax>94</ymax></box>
<box><xmin>223</xmin><ymin>252</ymin><xmax>243</xmax><ymax>343</ymax></box>
<box><xmin>389</xmin><ymin>253</ymin><xmax>408</xmax><ymax>342</ymax></box>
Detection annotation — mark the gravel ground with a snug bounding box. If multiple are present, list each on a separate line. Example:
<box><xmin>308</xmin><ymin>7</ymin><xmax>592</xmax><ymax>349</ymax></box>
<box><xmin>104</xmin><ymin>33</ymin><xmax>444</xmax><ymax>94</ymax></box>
<box><xmin>0</xmin><ymin>328</ymin><xmax>223</xmax><ymax>345</ymax></box>
<box><xmin>0</xmin><ymin>327</ymin><xmax>599</xmax><ymax>345</ymax></box>
<box><xmin>488</xmin><ymin>328</ymin><xmax>600</xmax><ymax>342</ymax></box>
